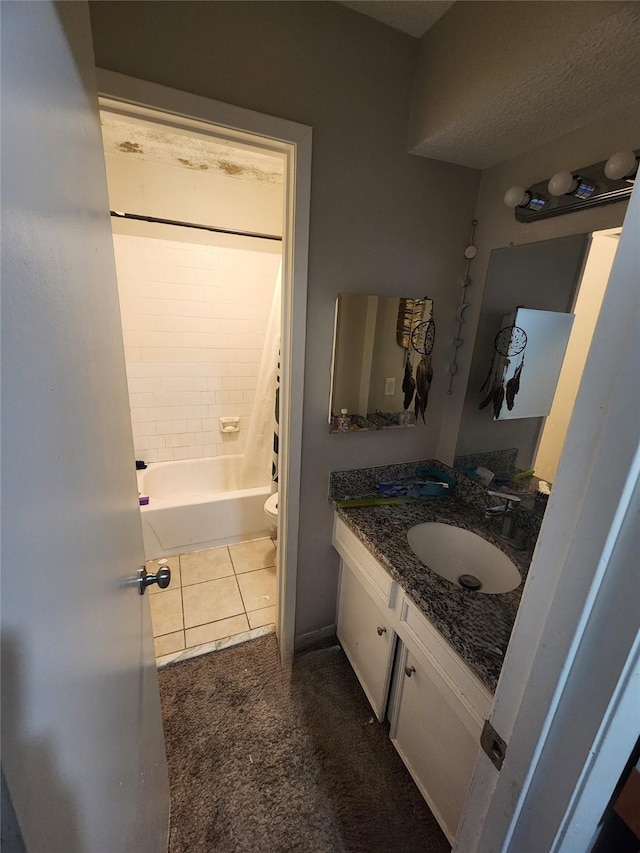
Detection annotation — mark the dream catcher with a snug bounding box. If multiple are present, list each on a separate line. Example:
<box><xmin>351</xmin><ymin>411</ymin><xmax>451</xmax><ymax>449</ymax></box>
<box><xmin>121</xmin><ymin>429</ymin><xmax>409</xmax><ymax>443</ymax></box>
<box><xmin>400</xmin><ymin>306</ymin><xmax>436</xmax><ymax>423</ymax></box>
<box><xmin>479</xmin><ymin>325</ymin><xmax>527</xmax><ymax>418</ymax></box>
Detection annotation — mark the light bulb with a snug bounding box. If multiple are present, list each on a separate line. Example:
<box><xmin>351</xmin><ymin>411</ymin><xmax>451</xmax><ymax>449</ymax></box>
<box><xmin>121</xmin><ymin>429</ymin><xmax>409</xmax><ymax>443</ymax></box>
<box><xmin>604</xmin><ymin>150</ymin><xmax>637</xmax><ymax>180</ymax></box>
<box><xmin>548</xmin><ymin>171</ymin><xmax>577</xmax><ymax>196</ymax></box>
<box><xmin>504</xmin><ymin>186</ymin><xmax>527</xmax><ymax>208</ymax></box>
<box><xmin>504</xmin><ymin>185</ymin><xmax>547</xmax><ymax>212</ymax></box>
<box><xmin>548</xmin><ymin>170</ymin><xmax>596</xmax><ymax>200</ymax></box>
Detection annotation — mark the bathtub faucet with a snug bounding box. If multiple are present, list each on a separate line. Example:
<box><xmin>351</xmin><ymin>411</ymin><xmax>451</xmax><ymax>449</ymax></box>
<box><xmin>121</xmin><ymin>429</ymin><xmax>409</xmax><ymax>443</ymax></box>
<box><xmin>485</xmin><ymin>490</ymin><xmax>521</xmax><ymax>540</ymax></box>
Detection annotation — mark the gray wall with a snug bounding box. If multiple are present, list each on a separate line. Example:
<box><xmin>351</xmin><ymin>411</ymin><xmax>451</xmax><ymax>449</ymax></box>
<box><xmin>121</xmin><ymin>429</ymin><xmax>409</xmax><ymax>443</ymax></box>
<box><xmin>89</xmin><ymin>1</ymin><xmax>480</xmax><ymax>637</ymax></box>
<box><xmin>437</xmin><ymin>104</ymin><xmax>640</xmax><ymax>466</ymax></box>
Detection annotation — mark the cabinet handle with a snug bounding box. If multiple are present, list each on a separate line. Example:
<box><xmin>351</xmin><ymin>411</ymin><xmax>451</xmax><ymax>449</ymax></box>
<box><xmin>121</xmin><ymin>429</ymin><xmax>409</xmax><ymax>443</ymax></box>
<box><xmin>405</xmin><ymin>665</ymin><xmax>416</xmax><ymax>678</ymax></box>
<box><xmin>376</xmin><ymin>626</ymin><xmax>387</xmax><ymax>636</ymax></box>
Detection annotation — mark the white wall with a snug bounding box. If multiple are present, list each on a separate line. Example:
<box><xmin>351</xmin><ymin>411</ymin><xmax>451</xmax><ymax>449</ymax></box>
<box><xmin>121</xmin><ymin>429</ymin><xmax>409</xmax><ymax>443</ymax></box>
<box><xmin>113</xmin><ymin>230</ymin><xmax>280</xmax><ymax>463</ymax></box>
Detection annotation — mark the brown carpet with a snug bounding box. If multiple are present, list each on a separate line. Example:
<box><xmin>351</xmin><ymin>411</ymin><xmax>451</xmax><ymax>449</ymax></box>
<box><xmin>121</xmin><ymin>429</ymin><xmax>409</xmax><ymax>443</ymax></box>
<box><xmin>158</xmin><ymin>634</ymin><xmax>451</xmax><ymax>853</ymax></box>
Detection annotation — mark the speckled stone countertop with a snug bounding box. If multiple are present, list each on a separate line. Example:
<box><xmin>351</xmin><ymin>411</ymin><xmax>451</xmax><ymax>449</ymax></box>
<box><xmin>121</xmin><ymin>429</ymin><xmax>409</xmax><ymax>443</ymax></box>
<box><xmin>335</xmin><ymin>497</ymin><xmax>533</xmax><ymax>694</ymax></box>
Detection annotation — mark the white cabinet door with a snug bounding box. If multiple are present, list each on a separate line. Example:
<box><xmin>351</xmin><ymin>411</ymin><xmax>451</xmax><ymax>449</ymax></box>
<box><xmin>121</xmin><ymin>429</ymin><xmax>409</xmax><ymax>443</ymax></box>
<box><xmin>390</xmin><ymin>642</ymin><xmax>482</xmax><ymax>844</ymax></box>
<box><xmin>337</xmin><ymin>562</ymin><xmax>396</xmax><ymax>721</ymax></box>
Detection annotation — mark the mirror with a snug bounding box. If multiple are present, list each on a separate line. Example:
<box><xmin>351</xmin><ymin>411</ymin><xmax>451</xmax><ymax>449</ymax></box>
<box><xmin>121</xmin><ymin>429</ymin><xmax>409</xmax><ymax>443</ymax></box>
<box><xmin>456</xmin><ymin>230</ymin><xmax>620</xmax><ymax>484</ymax></box>
<box><xmin>329</xmin><ymin>294</ymin><xmax>434</xmax><ymax>432</ymax></box>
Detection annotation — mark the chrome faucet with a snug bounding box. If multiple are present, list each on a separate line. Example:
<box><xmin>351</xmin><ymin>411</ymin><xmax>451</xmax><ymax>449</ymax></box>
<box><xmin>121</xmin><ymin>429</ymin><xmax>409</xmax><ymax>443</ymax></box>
<box><xmin>485</xmin><ymin>490</ymin><xmax>521</xmax><ymax>540</ymax></box>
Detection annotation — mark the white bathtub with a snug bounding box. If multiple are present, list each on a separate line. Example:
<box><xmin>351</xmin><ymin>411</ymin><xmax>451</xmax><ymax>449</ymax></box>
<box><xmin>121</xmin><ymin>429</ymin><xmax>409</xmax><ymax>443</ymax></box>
<box><xmin>136</xmin><ymin>454</ymin><xmax>271</xmax><ymax>559</ymax></box>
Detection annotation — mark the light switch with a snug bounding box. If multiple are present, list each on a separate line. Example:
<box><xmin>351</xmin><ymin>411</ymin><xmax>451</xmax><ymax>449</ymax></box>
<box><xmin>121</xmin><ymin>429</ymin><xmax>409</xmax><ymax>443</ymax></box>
<box><xmin>384</xmin><ymin>377</ymin><xmax>395</xmax><ymax>396</ymax></box>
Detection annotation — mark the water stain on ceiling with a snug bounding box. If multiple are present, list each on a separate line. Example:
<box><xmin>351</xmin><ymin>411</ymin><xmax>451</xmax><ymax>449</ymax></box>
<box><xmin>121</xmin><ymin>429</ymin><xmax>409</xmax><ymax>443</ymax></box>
<box><xmin>101</xmin><ymin>113</ymin><xmax>284</xmax><ymax>184</ymax></box>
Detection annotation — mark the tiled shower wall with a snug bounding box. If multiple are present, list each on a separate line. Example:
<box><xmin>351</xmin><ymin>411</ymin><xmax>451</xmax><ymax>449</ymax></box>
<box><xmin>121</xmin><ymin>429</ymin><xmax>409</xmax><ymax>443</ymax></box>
<box><xmin>113</xmin><ymin>233</ymin><xmax>281</xmax><ymax>463</ymax></box>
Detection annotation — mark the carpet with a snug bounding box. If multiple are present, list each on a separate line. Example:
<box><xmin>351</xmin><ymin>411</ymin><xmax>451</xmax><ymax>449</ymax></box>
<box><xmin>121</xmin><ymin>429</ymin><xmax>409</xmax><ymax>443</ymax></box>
<box><xmin>158</xmin><ymin>634</ymin><xmax>451</xmax><ymax>853</ymax></box>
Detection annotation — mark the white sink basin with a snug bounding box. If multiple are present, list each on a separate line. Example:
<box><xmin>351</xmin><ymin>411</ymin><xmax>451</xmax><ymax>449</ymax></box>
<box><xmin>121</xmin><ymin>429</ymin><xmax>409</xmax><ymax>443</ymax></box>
<box><xmin>407</xmin><ymin>522</ymin><xmax>521</xmax><ymax>594</ymax></box>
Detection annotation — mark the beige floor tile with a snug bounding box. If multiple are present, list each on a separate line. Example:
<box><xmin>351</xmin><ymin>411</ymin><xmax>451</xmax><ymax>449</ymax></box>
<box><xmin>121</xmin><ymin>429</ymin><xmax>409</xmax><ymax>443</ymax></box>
<box><xmin>154</xmin><ymin>630</ymin><xmax>185</xmax><ymax>657</ymax></box>
<box><xmin>237</xmin><ymin>567</ymin><xmax>276</xmax><ymax>613</ymax></box>
<box><xmin>146</xmin><ymin>556</ymin><xmax>181</xmax><ymax>594</ymax></box>
<box><xmin>149</xmin><ymin>588</ymin><xmax>183</xmax><ymax>637</ymax></box>
<box><xmin>185</xmin><ymin>614</ymin><xmax>250</xmax><ymax>647</ymax></box>
<box><xmin>229</xmin><ymin>538</ymin><xmax>276</xmax><ymax>574</ymax></box>
<box><xmin>247</xmin><ymin>605</ymin><xmax>276</xmax><ymax>629</ymax></box>
<box><xmin>182</xmin><ymin>576</ymin><xmax>244</xmax><ymax>629</ymax></box>
<box><xmin>180</xmin><ymin>547</ymin><xmax>234</xmax><ymax>586</ymax></box>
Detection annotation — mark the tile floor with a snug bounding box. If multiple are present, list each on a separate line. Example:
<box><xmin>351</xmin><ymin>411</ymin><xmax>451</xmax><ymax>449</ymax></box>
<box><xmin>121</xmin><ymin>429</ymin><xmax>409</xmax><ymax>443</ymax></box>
<box><xmin>147</xmin><ymin>538</ymin><xmax>277</xmax><ymax>661</ymax></box>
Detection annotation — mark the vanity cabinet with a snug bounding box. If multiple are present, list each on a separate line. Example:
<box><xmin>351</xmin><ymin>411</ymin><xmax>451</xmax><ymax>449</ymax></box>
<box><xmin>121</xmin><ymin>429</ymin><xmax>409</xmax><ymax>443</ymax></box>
<box><xmin>333</xmin><ymin>514</ymin><xmax>492</xmax><ymax>845</ymax></box>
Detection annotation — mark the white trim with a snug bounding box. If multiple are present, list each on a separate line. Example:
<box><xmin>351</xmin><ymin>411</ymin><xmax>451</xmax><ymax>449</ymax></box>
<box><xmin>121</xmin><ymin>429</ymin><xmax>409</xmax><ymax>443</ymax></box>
<box><xmin>96</xmin><ymin>70</ymin><xmax>312</xmax><ymax>671</ymax></box>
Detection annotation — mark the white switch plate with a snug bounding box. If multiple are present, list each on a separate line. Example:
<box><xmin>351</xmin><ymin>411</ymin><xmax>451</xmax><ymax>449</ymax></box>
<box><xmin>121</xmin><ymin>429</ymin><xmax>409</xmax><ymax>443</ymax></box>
<box><xmin>384</xmin><ymin>377</ymin><xmax>395</xmax><ymax>396</ymax></box>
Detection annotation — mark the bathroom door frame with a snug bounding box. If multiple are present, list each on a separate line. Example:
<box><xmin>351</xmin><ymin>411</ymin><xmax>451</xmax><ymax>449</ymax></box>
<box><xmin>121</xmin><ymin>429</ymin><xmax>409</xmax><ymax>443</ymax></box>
<box><xmin>96</xmin><ymin>70</ymin><xmax>312</xmax><ymax>669</ymax></box>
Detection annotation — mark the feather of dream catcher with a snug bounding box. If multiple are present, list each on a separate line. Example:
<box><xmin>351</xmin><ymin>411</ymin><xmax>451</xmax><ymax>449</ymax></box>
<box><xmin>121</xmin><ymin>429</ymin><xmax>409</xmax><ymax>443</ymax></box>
<box><xmin>411</xmin><ymin>317</ymin><xmax>436</xmax><ymax>423</ymax></box>
<box><xmin>479</xmin><ymin>324</ymin><xmax>527</xmax><ymax>418</ymax></box>
<box><xmin>399</xmin><ymin>298</ymin><xmax>423</xmax><ymax>413</ymax></box>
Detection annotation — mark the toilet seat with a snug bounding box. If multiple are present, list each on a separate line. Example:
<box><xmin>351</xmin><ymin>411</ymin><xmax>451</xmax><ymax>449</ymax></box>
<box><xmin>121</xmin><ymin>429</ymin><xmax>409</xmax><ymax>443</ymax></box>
<box><xmin>264</xmin><ymin>492</ymin><xmax>278</xmax><ymax>523</ymax></box>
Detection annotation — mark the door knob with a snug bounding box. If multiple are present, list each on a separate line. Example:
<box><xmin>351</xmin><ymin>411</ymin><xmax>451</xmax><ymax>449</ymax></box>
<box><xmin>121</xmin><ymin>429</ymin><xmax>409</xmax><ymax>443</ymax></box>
<box><xmin>137</xmin><ymin>565</ymin><xmax>171</xmax><ymax>595</ymax></box>
<box><xmin>376</xmin><ymin>626</ymin><xmax>387</xmax><ymax>636</ymax></box>
<box><xmin>405</xmin><ymin>665</ymin><xmax>416</xmax><ymax>678</ymax></box>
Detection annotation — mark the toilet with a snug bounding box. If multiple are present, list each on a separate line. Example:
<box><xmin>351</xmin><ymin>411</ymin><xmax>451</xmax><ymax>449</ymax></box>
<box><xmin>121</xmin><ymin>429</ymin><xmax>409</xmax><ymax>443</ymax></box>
<box><xmin>264</xmin><ymin>492</ymin><xmax>278</xmax><ymax>548</ymax></box>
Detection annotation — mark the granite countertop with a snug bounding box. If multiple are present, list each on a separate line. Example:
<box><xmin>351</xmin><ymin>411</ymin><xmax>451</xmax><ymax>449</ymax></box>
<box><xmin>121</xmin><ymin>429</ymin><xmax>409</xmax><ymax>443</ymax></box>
<box><xmin>335</xmin><ymin>496</ymin><xmax>533</xmax><ymax>694</ymax></box>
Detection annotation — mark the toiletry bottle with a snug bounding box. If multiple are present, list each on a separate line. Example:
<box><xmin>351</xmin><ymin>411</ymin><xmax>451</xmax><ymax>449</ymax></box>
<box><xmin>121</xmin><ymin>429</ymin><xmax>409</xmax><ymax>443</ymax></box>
<box><xmin>337</xmin><ymin>408</ymin><xmax>350</xmax><ymax>432</ymax></box>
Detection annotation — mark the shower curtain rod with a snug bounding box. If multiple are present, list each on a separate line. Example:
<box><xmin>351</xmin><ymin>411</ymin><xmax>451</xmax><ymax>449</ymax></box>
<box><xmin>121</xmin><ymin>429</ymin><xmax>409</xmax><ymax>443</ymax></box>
<box><xmin>110</xmin><ymin>210</ymin><xmax>283</xmax><ymax>242</ymax></box>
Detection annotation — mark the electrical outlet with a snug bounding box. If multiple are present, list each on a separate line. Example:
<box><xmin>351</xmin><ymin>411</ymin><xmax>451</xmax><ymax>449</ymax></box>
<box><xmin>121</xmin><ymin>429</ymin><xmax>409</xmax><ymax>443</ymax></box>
<box><xmin>384</xmin><ymin>377</ymin><xmax>395</xmax><ymax>396</ymax></box>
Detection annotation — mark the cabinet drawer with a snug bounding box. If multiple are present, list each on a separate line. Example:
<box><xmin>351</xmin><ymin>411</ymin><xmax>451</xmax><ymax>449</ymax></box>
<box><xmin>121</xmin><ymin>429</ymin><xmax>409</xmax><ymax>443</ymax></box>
<box><xmin>333</xmin><ymin>515</ymin><xmax>396</xmax><ymax>608</ymax></box>
<box><xmin>399</xmin><ymin>596</ymin><xmax>492</xmax><ymax>725</ymax></box>
<box><xmin>337</xmin><ymin>562</ymin><xmax>397</xmax><ymax>722</ymax></box>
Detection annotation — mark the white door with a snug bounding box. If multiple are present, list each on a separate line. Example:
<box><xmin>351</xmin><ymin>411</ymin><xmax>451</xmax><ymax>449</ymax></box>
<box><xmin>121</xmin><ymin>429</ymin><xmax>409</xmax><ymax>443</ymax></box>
<box><xmin>456</xmin><ymin>184</ymin><xmax>640</xmax><ymax>850</ymax></box>
<box><xmin>1</xmin><ymin>3</ymin><xmax>170</xmax><ymax>851</ymax></box>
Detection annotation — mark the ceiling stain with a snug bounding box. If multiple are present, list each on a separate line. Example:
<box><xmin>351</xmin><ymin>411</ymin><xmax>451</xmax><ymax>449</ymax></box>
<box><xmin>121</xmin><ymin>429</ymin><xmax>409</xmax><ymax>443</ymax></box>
<box><xmin>118</xmin><ymin>141</ymin><xmax>143</xmax><ymax>154</ymax></box>
<box><xmin>218</xmin><ymin>160</ymin><xmax>244</xmax><ymax>177</ymax></box>
<box><xmin>177</xmin><ymin>157</ymin><xmax>210</xmax><ymax>171</ymax></box>
<box><xmin>101</xmin><ymin>113</ymin><xmax>284</xmax><ymax>184</ymax></box>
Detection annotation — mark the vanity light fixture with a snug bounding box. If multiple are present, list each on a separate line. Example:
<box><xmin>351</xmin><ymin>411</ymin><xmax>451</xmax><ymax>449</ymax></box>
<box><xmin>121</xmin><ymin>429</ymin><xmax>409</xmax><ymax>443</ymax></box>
<box><xmin>504</xmin><ymin>148</ymin><xmax>639</xmax><ymax>222</ymax></box>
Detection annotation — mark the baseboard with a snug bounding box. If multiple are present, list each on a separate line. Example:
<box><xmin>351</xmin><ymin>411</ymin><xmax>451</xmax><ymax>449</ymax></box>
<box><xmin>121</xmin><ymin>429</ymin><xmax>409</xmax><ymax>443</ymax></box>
<box><xmin>294</xmin><ymin>624</ymin><xmax>337</xmax><ymax>653</ymax></box>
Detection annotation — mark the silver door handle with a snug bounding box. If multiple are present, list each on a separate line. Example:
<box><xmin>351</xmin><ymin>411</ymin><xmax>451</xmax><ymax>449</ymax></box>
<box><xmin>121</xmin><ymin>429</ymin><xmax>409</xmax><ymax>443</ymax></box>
<box><xmin>137</xmin><ymin>565</ymin><xmax>171</xmax><ymax>595</ymax></box>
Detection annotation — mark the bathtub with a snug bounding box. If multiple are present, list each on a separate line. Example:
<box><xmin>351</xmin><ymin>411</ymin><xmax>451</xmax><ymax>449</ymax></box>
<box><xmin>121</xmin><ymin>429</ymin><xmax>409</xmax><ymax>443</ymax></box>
<box><xmin>136</xmin><ymin>454</ymin><xmax>271</xmax><ymax>559</ymax></box>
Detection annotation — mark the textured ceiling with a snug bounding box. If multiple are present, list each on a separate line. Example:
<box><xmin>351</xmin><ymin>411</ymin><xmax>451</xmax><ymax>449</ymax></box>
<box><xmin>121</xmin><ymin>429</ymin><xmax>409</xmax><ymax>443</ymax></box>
<box><xmin>337</xmin><ymin>0</ymin><xmax>454</xmax><ymax>37</ymax></box>
<box><xmin>411</xmin><ymin>4</ymin><xmax>640</xmax><ymax>169</ymax></box>
<box><xmin>100</xmin><ymin>114</ymin><xmax>284</xmax><ymax>183</ymax></box>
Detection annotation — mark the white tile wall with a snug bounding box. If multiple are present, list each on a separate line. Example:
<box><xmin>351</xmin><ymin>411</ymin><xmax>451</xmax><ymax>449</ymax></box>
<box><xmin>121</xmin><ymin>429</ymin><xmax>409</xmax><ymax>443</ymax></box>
<box><xmin>114</xmin><ymin>234</ymin><xmax>281</xmax><ymax>463</ymax></box>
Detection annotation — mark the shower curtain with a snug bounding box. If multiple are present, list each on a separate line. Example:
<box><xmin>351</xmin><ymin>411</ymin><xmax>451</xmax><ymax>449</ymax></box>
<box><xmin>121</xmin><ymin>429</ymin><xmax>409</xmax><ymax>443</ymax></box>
<box><xmin>240</xmin><ymin>261</ymin><xmax>281</xmax><ymax>490</ymax></box>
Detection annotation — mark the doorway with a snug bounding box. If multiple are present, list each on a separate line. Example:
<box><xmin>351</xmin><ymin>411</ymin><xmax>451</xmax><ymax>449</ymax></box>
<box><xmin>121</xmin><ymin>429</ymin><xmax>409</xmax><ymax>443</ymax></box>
<box><xmin>101</xmin><ymin>107</ymin><xmax>284</xmax><ymax>662</ymax></box>
<box><xmin>97</xmin><ymin>72</ymin><xmax>313</xmax><ymax>668</ymax></box>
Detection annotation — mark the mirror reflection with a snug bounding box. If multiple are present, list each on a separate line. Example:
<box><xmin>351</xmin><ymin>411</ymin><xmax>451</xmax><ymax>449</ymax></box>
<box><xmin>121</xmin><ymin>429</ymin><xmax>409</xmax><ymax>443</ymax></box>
<box><xmin>479</xmin><ymin>308</ymin><xmax>574</xmax><ymax>421</ymax></box>
<box><xmin>330</xmin><ymin>294</ymin><xmax>434</xmax><ymax>432</ymax></box>
<box><xmin>456</xmin><ymin>229</ymin><xmax>620</xmax><ymax>486</ymax></box>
